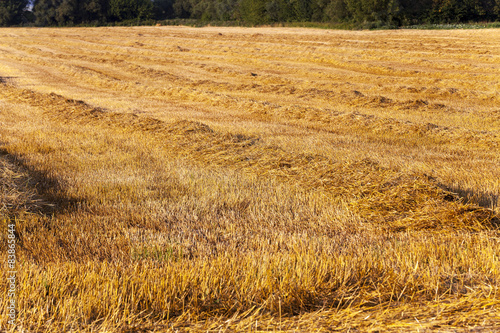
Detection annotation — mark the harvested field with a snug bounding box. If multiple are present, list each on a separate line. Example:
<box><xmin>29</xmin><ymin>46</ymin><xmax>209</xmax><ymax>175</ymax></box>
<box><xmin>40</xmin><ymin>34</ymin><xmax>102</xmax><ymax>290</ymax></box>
<box><xmin>0</xmin><ymin>26</ymin><xmax>499</xmax><ymax>332</ymax></box>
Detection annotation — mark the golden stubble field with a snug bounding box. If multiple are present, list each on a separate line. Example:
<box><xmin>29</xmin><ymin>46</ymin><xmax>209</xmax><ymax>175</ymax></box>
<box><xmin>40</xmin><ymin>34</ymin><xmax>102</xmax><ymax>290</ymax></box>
<box><xmin>0</xmin><ymin>26</ymin><xmax>499</xmax><ymax>332</ymax></box>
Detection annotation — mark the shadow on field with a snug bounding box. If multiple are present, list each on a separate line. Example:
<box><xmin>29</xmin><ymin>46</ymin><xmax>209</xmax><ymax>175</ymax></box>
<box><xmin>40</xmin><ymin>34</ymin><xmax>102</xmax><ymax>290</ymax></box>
<box><xmin>0</xmin><ymin>147</ymin><xmax>81</xmax><ymax>216</ymax></box>
<box><xmin>440</xmin><ymin>182</ymin><xmax>499</xmax><ymax>212</ymax></box>
<box><xmin>0</xmin><ymin>76</ymin><xmax>18</xmax><ymax>85</ymax></box>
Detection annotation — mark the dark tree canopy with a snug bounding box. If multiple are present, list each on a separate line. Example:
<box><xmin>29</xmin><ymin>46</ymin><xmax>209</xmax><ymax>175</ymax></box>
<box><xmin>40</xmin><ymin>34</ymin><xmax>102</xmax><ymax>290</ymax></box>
<box><xmin>0</xmin><ymin>0</ymin><xmax>29</xmax><ymax>26</ymax></box>
<box><xmin>5</xmin><ymin>0</ymin><xmax>500</xmax><ymax>27</ymax></box>
<box><xmin>108</xmin><ymin>0</ymin><xmax>153</xmax><ymax>21</ymax></box>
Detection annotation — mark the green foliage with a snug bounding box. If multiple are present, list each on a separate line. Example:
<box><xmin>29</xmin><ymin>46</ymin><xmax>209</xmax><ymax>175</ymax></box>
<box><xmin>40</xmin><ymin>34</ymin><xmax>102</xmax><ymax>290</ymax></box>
<box><xmin>20</xmin><ymin>0</ymin><xmax>500</xmax><ymax>27</ymax></box>
<box><xmin>184</xmin><ymin>0</ymin><xmax>500</xmax><ymax>27</ymax></box>
<box><xmin>55</xmin><ymin>0</ymin><xmax>78</xmax><ymax>25</ymax></box>
<box><xmin>81</xmin><ymin>0</ymin><xmax>109</xmax><ymax>23</ymax></box>
<box><xmin>172</xmin><ymin>0</ymin><xmax>192</xmax><ymax>18</ymax></box>
<box><xmin>0</xmin><ymin>0</ymin><xmax>29</xmax><ymax>26</ymax></box>
<box><xmin>239</xmin><ymin>0</ymin><xmax>268</xmax><ymax>24</ymax></box>
<box><xmin>344</xmin><ymin>0</ymin><xmax>399</xmax><ymax>24</ymax></box>
<box><xmin>33</xmin><ymin>0</ymin><xmax>109</xmax><ymax>25</ymax></box>
<box><xmin>188</xmin><ymin>0</ymin><xmax>236</xmax><ymax>21</ymax></box>
<box><xmin>153</xmin><ymin>0</ymin><xmax>174</xmax><ymax>19</ymax></box>
<box><xmin>108</xmin><ymin>0</ymin><xmax>153</xmax><ymax>21</ymax></box>
<box><xmin>33</xmin><ymin>0</ymin><xmax>62</xmax><ymax>26</ymax></box>
<box><xmin>429</xmin><ymin>0</ymin><xmax>498</xmax><ymax>23</ymax></box>
<box><xmin>322</xmin><ymin>0</ymin><xmax>348</xmax><ymax>21</ymax></box>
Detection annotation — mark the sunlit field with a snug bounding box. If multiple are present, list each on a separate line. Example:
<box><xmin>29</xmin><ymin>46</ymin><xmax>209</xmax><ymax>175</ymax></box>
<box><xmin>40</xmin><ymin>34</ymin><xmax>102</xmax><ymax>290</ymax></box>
<box><xmin>1</xmin><ymin>26</ymin><xmax>499</xmax><ymax>332</ymax></box>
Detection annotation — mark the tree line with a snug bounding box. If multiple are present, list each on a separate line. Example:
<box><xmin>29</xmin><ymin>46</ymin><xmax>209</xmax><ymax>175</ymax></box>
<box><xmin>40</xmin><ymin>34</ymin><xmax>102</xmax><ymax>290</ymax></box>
<box><xmin>1</xmin><ymin>0</ymin><xmax>500</xmax><ymax>27</ymax></box>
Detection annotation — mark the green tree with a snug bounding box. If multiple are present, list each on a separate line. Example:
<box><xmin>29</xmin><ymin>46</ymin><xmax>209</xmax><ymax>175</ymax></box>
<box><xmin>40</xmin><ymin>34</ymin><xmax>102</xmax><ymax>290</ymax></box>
<box><xmin>55</xmin><ymin>0</ymin><xmax>78</xmax><ymax>25</ymax></box>
<box><xmin>153</xmin><ymin>0</ymin><xmax>174</xmax><ymax>19</ymax></box>
<box><xmin>214</xmin><ymin>0</ymin><xmax>235</xmax><ymax>20</ymax></box>
<box><xmin>80</xmin><ymin>0</ymin><xmax>110</xmax><ymax>23</ymax></box>
<box><xmin>238</xmin><ymin>0</ymin><xmax>267</xmax><ymax>24</ymax></box>
<box><xmin>289</xmin><ymin>0</ymin><xmax>311</xmax><ymax>21</ymax></box>
<box><xmin>172</xmin><ymin>0</ymin><xmax>192</xmax><ymax>17</ymax></box>
<box><xmin>324</xmin><ymin>0</ymin><xmax>349</xmax><ymax>21</ymax></box>
<box><xmin>0</xmin><ymin>0</ymin><xmax>29</xmax><ymax>26</ymax></box>
<box><xmin>33</xmin><ymin>0</ymin><xmax>111</xmax><ymax>25</ymax></box>
<box><xmin>33</xmin><ymin>0</ymin><xmax>60</xmax><ymax>26</ymax></box>
<box><xmin>344</xmin><ymin>0</ymin><xmax>399</xmax><ymax>24</ymax></box>
<box><xmin>397</xmin><ymin>0</ymin><xmax>432</xmax><ymax>24</ymax></box>
<box><xmin>108</xmin><ymin>0</ymin><xmax>154</xmax><ymax>21</ymax></box>
<box><xmin>430</xmin><ymin>0</ymin><xmax>497</xmax><ymax>22</ymax></box>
